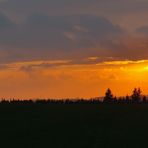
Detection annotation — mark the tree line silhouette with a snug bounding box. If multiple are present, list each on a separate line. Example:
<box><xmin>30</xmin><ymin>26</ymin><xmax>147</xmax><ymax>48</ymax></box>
<box><xmin>103</xmin><ymin>88</ymin><xmax>146</xmax><ymax>104</ymax></box>
<box><xmin>0</xmin><ymin>88</ymin><xmax>147</xmax><ymax>104</ymax></box>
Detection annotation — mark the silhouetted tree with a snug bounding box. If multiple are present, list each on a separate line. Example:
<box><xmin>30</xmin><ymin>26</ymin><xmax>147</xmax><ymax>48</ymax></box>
<box><xmin>131</xmin><ymin>88</ymin><xmax>142</xmax><ymax>103</ymax></box>
<box><xmin>113</xmin><ymin>96</ymin><xmax>117</xmax><ymax>103</ymax></box>
<box><xmin>103</xmin><ymin>88</ymin><xmax>113</xmax><ymax>103</ymax></box>
<box><xmin>142</xmin><ymin>96</ymin><xmax>147</xmax><ymax>103</ymax></box>
<box><xmin>125</xmin><ymin>95</ymin><xmax>131</xmax><ymax>103</ymax></box>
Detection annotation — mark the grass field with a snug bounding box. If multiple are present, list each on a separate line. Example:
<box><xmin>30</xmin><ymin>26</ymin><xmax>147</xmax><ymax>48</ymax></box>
<box><xmin>0</xmin><ymin>104</ymin><xmax>148</xmax><ymax>148</ymax></box>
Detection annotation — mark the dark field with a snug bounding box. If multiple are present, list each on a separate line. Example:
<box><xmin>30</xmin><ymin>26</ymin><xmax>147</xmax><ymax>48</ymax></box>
<box><xmin>0</xmin><ymin>104</ymin><xmax>148</xmax><ymax>148</ymax></box>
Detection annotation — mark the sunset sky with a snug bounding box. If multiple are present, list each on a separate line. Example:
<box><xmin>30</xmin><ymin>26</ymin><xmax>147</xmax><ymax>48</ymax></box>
<box><xmin>0</xmin><ymin>0</ymin><xmax>148</xmax><ymax>99</ymax></box>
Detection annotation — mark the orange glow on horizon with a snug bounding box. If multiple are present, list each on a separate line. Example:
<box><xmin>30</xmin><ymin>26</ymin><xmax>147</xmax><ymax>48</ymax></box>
<box><xmin>0</xmin><ymin>59</ymin><xmax>148</xmax><ymax>99</ymax></box>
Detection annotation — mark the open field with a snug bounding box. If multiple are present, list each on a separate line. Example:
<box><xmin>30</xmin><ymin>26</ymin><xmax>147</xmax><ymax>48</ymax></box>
<box><xmin>0</xmin><ymin>104</ymin><xmax>148</xmax><ymax>148</ymax></box>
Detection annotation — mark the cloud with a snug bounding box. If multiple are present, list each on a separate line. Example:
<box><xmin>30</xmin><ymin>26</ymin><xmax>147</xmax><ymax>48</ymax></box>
<box><xmin>0</xmin><ymin>0</ymin><xmax>147</xmax><ymax>64</ymax></box>
<box><xmin>0</xmin><ymin>13</ymin><xmax>124</xmax><ymax>63</ymax></box>
<box><xmin>0</xmin><ymin>13</ymin><xmax>14</xmax><ymax>29</ymax></box>
<box><xmin>2</xmin><ymin>0</ymin><xmax>148</xmax><ymax>15</ymax></box>
<box><xmin>136</xmin><ymin>26</ymin><xmax>148</xmax><ymax>36</ymax></box>
<box><xmin>0</xmin><ymin>12</ymin><xmax>148</xmax><ymax>63</ymax></box>
<box><xmin>1</xmin><ymin>0</ymin><xmax>148</xmax><ymax>32</ymax></box>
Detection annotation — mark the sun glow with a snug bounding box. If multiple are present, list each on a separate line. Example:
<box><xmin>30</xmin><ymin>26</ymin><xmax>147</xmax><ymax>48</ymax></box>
<box><xmin>0</xmin><ymin>59</ymin><xmax>148</xmax><ymax>99</ymax></box>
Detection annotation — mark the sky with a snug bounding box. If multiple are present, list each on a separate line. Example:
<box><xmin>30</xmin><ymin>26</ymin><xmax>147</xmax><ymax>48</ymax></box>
<box><xmin>0</xmin><ymin>0</ymin><xmax>148</xmax><ymax>99</ymax></box>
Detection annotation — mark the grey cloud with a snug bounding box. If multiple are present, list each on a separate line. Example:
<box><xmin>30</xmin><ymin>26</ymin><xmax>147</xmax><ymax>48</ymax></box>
<box><xmin>0</xmin><ymin>13</ymin><xmax>123</xmax><ymax>63</ymax></box>
<box><xmin>0</xmin><ymin>12</ymin><xmax>147</xmax><ymax>64</ymax></box>
<box><xmin>1</xmin><ymin>0</ymin><xmax>148</xmax><ymax>16</ymax></box>
<box><xmin>1</xmin><ymin>0</ymin><xmax>148</xmax><ymax>33</ymax></box>
<box><xmin>136</xmin><ymin>26</ymin><xmax>148</xmax><ymax>36</ymax></box>
<box><xmin>0</xmin><ymin>13</ymin><xmax>14</xmax><ymax>29</ymax></box>
<box><xmin>18</xmin><ymin>57</ymin><xmax>111</xmax><ymax>73</ymax></box>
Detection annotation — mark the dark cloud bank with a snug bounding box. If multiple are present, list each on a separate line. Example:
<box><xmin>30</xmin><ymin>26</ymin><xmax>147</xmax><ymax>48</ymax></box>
<box><xmin>0</xmin><ymin>12</ymin><xmax>125</xmax><ymax>63</ymax></box>
<box><xmin>0</xmin><ymin>0</ymin><xmax>147</xmax><ymax>63</ymax></box>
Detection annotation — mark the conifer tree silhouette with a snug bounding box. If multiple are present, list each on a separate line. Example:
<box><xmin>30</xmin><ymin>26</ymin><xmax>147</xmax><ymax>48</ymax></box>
<box><xmin>103</xmin><ymin>88</ymin><xmax>113</xmax><ymax>103</ymax></box>
<box><xmin>142</xmin><ymin>96</ymin><xmax>147</xmax><ymax>103</ymax></box>
<box><xmin>131</xmin><ymin>88</ymin><xmax>142</xmax><ymax>103</ymax></box>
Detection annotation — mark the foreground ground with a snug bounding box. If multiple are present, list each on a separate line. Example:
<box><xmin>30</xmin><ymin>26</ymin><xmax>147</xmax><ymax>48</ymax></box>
<box><xmin>0</xmin><ymin>104</ymin><xmax>148</xmax><ymax>148</ymax></box>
